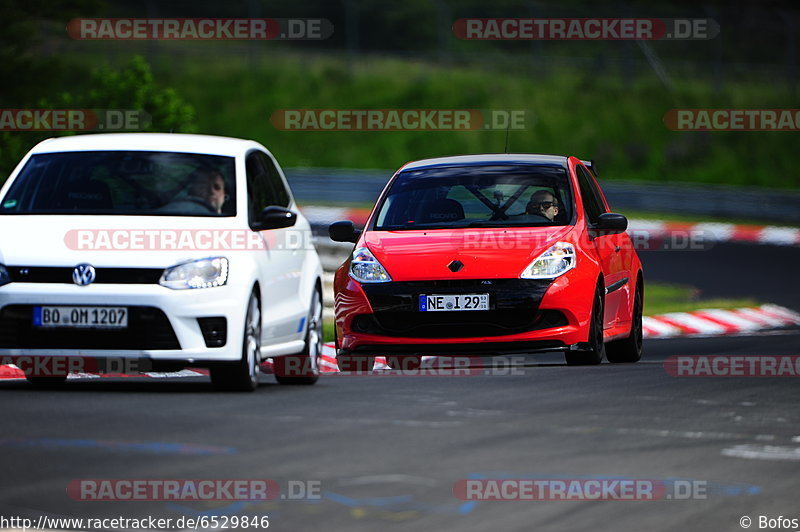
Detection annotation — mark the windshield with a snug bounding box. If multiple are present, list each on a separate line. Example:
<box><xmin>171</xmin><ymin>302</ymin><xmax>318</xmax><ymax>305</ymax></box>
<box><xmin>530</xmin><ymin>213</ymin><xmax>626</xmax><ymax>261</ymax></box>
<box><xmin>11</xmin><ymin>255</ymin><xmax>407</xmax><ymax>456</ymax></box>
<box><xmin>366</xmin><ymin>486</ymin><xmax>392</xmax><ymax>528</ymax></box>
<box><xmin>0</xmin><ymin>151</ymin><xmax>236</xmax><ymax>216</ymax></box>
<box><xmin>373</xmin><ymin>164</ymin><xmax>573</xmax><ymax>230</ymax></box>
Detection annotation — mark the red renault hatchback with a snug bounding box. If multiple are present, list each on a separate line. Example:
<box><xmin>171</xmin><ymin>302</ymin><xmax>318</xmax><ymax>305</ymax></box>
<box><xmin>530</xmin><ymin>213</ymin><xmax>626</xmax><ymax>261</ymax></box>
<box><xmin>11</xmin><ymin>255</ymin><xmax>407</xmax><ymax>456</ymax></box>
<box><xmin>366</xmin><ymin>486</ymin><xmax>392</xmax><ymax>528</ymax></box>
<box><xmin>329</xmin><ymin>154</ymin><xmax>643</xmax><ymax>370</ymax></box>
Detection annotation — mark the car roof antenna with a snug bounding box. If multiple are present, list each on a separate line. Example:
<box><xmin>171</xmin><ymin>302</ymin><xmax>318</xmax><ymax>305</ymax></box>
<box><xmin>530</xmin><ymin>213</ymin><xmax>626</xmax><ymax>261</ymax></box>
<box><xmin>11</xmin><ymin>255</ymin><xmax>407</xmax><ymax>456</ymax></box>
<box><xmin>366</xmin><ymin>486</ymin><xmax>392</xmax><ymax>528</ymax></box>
<box><xmin>503</xmin><ymin>121</ymin><xmax>510</xmax><ymax>153</ymax></box>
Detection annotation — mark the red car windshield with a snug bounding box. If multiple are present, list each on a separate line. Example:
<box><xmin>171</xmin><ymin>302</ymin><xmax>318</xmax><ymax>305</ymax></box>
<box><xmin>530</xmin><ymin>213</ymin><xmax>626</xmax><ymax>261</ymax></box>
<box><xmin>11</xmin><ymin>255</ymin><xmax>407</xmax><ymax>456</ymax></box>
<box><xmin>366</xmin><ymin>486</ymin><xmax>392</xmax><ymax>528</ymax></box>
<box><xmin>373</xmin><ymin>164</ymin><xmax>573</xmax><ymax>230</ymax></box>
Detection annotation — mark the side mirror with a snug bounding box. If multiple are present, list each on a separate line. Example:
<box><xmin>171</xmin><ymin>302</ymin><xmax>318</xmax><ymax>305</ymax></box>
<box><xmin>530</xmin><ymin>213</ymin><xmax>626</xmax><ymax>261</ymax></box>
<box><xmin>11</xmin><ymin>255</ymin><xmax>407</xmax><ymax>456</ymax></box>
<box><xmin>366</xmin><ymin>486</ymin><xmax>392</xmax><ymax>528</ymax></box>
<box><xmin>329</xmin><ymin>220</ymin><xmax>361</xmax><ymax>243</ymax></box>
<box><xmin>593</xmin><ymin>213</ymin><xmax>628</xmax><ymax>235</ymax></box>
<box><xmin>256</xmin><ymin>206</ymin><xmax>297</xmax><ymax>230</ymax></box>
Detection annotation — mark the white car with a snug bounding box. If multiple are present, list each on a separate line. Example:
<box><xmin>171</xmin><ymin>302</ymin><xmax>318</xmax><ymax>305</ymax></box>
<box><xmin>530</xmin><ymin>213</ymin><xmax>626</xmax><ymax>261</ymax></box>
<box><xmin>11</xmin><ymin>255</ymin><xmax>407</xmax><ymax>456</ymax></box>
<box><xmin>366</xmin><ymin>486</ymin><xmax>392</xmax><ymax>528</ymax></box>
<box><xmin>0</xmin><ymin>133</ymin><xmax>323</xmax><ymax>391</ymax></box>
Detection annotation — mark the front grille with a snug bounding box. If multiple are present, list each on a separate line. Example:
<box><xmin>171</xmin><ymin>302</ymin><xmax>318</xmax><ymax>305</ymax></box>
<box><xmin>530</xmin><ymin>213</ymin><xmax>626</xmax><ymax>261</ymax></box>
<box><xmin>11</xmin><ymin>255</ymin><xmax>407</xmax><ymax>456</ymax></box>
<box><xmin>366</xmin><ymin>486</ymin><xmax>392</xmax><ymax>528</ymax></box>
<box><xmin>0</xmin><ymin>305</ymin><xmax>180</xmax><ymax>349</ymax></box>
<box><xmin>360</xmin><ymin>279</ymin><xmax>561</xmax><ymax>338</ymax></box>
<box><xmin>7</xmin><ymin>267</ymin><xmax>163</xmax><ymax>284</ymax></box>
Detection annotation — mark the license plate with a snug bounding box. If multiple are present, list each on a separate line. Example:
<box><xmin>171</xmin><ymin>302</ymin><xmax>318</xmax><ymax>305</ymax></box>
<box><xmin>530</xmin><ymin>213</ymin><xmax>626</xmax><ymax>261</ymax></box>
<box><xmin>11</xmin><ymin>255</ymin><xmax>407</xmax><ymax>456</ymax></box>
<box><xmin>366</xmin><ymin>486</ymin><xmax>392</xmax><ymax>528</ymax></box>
<box><xmin>33</xmin><ymin>306</ymin><xmax>128</xmax><ymax>329</ymax></box>
<box><xmin>419</xmin><ymin>294</ymin><xmax>489</xmax><ymax>312</ymax></box>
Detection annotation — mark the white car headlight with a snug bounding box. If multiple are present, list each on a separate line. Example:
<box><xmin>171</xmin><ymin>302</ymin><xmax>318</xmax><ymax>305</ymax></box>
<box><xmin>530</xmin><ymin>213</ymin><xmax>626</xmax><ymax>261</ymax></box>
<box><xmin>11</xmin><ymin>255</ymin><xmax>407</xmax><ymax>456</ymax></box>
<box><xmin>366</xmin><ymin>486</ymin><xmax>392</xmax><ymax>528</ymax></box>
<box><xmin>520</xmin><ymin>242</ymin><xmax>576</xmax><ymax>279</ymax></box>
<box><xmin>349</xmin><ymin>247</ymin><xmax>392</xmax><ymax>283</ymax></box>
<box><xmin>160</xmin><ymin>257</ymin><xmax>229</xmax><ymax>289</ymax></box>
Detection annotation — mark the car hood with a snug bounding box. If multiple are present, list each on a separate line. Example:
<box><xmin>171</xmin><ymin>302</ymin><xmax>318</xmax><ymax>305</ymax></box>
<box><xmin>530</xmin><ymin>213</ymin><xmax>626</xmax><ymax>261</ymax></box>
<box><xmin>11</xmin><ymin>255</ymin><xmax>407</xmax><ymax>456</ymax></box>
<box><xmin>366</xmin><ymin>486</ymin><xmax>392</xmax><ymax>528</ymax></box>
<box><xmin>363</xmin><ymin>225</ymin><xmax>574</xmax><ymax>281</ymax></box>
<box><xmin>0</xmin><ymin>215</ymin><xmax>244</xmax><ymax>268</ymax></box>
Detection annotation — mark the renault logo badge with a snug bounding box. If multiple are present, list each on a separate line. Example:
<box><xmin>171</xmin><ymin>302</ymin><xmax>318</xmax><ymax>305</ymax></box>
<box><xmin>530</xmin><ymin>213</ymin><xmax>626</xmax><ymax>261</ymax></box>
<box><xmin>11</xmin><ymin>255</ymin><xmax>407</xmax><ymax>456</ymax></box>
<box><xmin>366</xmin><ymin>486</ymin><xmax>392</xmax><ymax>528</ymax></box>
<box><xmin>448</xmin><ymin>260</ymin><xmax>464</xmax><ymax>272</ymax></box>
<box><xmin>72</xmin><ymin>264</ymin><xmax>96</xmax><ymax>286</ymax></box>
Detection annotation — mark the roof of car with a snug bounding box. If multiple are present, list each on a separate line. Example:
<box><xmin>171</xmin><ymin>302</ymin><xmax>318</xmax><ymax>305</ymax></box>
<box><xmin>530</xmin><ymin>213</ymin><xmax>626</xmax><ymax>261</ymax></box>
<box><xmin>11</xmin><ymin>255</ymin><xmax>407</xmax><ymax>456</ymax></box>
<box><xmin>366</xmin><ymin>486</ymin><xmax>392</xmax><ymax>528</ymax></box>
<box><xmin>29</xmin><ymin>133</ymin><xmax>264</xmax><ymax>157</ymax></box>
<box><xmin>401</xmin><ymin>154</ymin><xmax>569</xmax><ymax>170</ymax></box>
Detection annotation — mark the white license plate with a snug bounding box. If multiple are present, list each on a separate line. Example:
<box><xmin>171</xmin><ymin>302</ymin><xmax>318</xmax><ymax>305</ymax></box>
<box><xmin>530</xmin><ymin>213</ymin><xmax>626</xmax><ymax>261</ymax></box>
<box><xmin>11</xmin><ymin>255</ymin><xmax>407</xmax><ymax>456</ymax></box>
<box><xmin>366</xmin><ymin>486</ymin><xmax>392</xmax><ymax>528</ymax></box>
<box><xmin>33</xmin><ymin>306</ymin><xmax>128</xmax><ymax>329</ymax></box>
<box><xmin>419</xmin><ymin>294</ymin><xmax>489</xmax><ymax>312</ymax></box>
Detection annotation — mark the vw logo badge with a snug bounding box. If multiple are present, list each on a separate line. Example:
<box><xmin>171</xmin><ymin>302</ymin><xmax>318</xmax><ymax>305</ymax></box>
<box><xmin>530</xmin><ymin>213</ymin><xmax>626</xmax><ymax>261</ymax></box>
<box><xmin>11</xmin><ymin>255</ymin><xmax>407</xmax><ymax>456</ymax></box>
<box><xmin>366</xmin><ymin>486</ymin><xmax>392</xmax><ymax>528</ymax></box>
<box><xmin>72</xmin><ymin>264</ymin><xmax>96</xmax><ymax>286</ymax></box>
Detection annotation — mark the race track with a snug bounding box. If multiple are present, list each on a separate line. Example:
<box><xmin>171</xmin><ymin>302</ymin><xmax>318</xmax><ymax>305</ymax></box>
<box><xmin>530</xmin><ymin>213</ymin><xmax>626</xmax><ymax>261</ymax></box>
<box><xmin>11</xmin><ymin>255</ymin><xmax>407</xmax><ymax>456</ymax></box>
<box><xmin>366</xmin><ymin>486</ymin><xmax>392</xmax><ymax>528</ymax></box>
<box><xmin>1</xmin><ymin>242</ymin><xmax>798</xmax><ymax>532</ymax></box>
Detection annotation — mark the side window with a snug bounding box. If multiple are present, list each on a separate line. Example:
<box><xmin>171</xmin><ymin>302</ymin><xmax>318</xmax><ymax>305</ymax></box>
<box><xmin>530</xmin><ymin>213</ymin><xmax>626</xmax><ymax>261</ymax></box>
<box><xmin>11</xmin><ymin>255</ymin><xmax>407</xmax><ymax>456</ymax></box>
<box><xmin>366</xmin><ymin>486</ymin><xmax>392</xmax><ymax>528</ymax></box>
<box><xmin>576</xmin><ymin>165</ymin><xmax>604</xmax><ymax>225</ymax></box>
<box><xmin>245</xmin><ymin>152</ymin><xmax>276</xmax><ymax>227</ymax></box>
<box><xmin>257</xmin><ymin>152</ymin><xmax>291</xmax><ymax>208</ymax></box>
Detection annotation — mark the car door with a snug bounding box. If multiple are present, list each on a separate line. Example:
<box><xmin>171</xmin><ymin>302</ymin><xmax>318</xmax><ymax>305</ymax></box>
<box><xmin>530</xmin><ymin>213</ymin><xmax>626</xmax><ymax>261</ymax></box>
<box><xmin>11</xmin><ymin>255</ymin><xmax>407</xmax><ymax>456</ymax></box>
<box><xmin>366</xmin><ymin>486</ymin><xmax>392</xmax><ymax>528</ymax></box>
<box><xmin>575</xmin><ymin>164</ymin><xmax>626</xmax><ymax>329</ymax></box>
<box><xmin>245</xmin><ymin>150</ymin><xmax>304</xmax><ymax>343</ymax></box>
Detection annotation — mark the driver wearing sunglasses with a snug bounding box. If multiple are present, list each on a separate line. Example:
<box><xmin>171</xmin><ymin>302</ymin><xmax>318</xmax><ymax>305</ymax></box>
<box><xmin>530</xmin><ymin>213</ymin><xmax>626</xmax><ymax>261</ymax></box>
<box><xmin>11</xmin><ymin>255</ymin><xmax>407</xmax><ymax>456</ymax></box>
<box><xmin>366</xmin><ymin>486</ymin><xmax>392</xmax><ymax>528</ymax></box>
<box><xmin>525</xmin><ymin>189</ymin><xmax>559</xmax><ymax>221</ymax></box>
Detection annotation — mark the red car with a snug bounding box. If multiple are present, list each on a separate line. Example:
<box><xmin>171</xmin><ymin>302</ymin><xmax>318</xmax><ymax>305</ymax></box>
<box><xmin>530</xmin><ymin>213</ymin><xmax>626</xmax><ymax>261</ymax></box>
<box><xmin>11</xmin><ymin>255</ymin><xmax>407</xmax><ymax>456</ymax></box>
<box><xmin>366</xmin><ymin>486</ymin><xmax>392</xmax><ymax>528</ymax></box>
<box><xmin>329</xmin><ymin>154</ymin><xmax>643</xmax><ymax>370</ymax></box>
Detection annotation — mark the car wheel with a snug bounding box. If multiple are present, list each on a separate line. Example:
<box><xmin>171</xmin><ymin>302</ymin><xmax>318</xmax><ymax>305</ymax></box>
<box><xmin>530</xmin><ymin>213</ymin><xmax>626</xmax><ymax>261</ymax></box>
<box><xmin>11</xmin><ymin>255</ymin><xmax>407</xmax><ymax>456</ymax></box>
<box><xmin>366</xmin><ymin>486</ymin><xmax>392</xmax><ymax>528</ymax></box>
<box><xmin>606</xmin><ymin>281</ymin><xmax>643</xmax><ymax>363</ymax></box>
<box><xmin>337</xmin><ymin>354</ymin><xmax>375</xmax><ymax>372</ymax></box>
<box><xmin>386</xmin><ymin>355</ymin><xmax>422</xmax><ymax>371</ymax></box>
<box><xmin>565</xmin><ymin>282</ymin><xmax>605</xmax><ymax>366</ymax></box>
<box><xmin>211</xmin><ymin>290</ymin><xmax>261</xmax><ymax>391</ymax></box>
<box><xmin>274</xmin><ymin>288</ymin><xmax>322</xmax><ymax>385</ymax></box>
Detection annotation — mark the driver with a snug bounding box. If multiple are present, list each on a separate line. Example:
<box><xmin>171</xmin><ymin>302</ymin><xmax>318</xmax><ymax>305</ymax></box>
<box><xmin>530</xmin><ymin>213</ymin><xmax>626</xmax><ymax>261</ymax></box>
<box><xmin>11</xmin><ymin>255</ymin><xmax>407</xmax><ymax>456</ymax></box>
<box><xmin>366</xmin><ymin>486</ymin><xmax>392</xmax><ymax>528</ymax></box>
<box><xmin>525</xmin><ymin>190</ymin><xmax>559</xmax><ymax>221</ymax></box>
<box><xmin>160</xmin><ymin>168</ymin><xmax>227</xmax><ymax>214</ymax></box>
<box><xmin>187</xmin><ymin>169</ymin><xmax>227</xmax><ymax>214</ymax></box>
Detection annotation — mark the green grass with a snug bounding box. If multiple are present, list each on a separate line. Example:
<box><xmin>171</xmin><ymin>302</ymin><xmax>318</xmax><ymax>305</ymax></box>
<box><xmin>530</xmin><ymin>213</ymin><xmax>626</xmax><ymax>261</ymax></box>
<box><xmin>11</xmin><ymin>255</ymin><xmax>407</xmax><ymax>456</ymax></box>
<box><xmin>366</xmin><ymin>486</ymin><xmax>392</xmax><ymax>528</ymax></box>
<box><xmin>323</xmin><ymin>319</ymin><xmax>335</xmax><ymax>344</ymax></box>
<box><xmin>644</xmin><ymin>282</ymin><xmax>759</xmax><ymax>315</ymax></box>
<box><xmin>140</xmin><ymin>51</ymin><xmax>800</xmax><ymax>190</ymax></box>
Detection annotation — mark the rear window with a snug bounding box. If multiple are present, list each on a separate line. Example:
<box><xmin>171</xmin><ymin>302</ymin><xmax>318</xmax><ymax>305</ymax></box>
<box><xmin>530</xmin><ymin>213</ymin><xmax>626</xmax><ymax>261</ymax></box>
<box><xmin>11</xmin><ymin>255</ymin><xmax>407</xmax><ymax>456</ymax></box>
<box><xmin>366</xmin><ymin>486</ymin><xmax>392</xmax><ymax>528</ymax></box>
<box><xmin>0</xmin><ymin>151</ymin><xmax>236</xmax><ymax>216</ymax></box>
<box><xmin>373</xmin><ymin>164</ymin><xmax>573</xmax><ymax>230</ymax></box>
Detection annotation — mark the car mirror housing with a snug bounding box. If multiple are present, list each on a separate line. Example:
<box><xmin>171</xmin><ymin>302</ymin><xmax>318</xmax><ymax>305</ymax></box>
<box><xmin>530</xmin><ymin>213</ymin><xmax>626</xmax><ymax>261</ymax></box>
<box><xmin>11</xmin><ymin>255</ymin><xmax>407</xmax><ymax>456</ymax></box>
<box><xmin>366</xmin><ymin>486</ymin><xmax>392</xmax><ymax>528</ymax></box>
<box><xmin>255</xmin><ymin>206</ymin><xmax>297</xmax><ymax>230</ymax></box>
<box><xmin>593</xmin><ymin>213</ymin><xmax>628</xmax><ymax>235</ymax></box>
<box><xmin>329</xmin><ymin>220</ymin><xmax>361</xmax><ymax>243</ymax></box>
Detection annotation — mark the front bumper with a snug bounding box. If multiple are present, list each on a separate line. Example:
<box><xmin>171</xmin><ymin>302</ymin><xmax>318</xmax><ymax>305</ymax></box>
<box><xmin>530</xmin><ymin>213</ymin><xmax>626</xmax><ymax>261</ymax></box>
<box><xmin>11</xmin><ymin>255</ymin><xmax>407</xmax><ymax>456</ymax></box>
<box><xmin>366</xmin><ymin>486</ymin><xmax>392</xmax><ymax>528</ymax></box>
<box><xmin>335</xmin><ymin>273</ymin><xmax>595</xmax><ymax>355</ymax></box>
<box><xmin>0</xmin><ymin>281</ymin><xmax>248</xmax><ymax>362</ymax></box>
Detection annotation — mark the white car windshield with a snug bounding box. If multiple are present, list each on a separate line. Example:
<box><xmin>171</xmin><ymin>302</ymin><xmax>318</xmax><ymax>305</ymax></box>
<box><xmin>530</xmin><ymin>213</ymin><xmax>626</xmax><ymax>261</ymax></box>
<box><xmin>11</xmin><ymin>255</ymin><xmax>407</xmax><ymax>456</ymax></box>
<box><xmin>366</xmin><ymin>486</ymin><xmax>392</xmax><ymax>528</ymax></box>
<box><xmin>0</xmin><ymin>151</ymin><xmax>236</xmax><ymax>216</ymax></box>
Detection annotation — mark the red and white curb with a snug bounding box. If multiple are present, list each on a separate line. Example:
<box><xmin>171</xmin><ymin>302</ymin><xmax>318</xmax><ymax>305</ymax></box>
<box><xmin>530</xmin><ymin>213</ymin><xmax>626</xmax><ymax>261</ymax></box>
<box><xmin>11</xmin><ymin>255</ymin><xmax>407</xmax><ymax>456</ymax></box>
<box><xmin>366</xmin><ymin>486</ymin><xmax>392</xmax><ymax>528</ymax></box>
<box><xmin>643</xmin><ymin>304</ymin><xmax>800</xmax><ymax>338</ymax></box>
<box><xmin>300</xmin><ymin>206</ymin><xmax>800</xmax><ymax>247</ymax></box>
<box><xmin>2</xmin><ymin>305</ymin><xmax>797</xmax><ymax>380</ymax></box>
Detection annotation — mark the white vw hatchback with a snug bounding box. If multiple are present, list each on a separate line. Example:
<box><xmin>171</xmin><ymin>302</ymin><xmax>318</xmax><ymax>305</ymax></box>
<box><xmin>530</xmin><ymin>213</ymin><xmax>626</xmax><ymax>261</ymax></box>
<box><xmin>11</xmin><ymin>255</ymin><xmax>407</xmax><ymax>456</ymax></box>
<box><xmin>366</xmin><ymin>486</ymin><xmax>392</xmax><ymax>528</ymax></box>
<box><xmin>0</xmin><ymin>133</ymin><xmax>323</xmax><ymax>391</ymax></box>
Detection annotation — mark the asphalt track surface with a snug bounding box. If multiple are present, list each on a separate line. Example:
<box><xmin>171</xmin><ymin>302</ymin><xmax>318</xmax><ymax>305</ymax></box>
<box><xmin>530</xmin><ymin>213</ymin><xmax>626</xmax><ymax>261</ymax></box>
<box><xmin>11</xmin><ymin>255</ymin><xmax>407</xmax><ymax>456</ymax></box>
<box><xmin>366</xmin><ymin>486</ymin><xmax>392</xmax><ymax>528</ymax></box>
<box><xmin>1</xmin><ymin>242</ymin><xmax>799</xmax><ymax>532</ymax></box>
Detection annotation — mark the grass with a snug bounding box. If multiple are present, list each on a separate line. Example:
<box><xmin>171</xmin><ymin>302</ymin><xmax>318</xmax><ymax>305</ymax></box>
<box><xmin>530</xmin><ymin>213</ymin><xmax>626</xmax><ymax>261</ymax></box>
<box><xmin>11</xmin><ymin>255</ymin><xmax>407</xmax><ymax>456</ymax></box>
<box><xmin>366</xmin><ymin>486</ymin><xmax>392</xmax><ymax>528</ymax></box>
<box><xmin>140</xmin><ymin>51</ymin><xmax>800</xmax><ymax>190</ymax></box>
<box><xmin>644</xmin><ymin>282</ymin><xmax>759</xmax><ymax>315</ymax></box>
<box><xmin>320</xmin><ymin>282</ymin><xmax>760</xmax><ymax>344</ymax></box>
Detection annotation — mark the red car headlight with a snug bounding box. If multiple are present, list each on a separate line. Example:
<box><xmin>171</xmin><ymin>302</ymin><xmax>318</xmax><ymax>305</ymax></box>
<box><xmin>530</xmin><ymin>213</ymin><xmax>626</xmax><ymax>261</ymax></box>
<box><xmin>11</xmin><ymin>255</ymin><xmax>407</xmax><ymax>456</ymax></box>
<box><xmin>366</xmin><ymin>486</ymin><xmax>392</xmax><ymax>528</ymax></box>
<box><xmin>520</xmin><ymin>242</ymin><xmax>576</xmax><ymax>279</ymax></box>
<box><xmin>349</xmin><ymin>247</ymin><xmax>392</xmax><ymax>283</ymax></box>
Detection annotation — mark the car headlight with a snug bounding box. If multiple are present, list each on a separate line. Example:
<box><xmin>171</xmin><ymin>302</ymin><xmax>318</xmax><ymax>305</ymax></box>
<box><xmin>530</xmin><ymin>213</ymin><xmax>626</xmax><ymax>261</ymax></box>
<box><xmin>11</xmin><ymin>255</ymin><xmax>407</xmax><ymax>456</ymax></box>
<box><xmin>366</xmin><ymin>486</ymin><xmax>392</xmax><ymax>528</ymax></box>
<box><xmin>0</xmin><ymin>264</ymin><xmax>9</xmax><ymax>287</ymax></box>
<box><xmin>520</xmin><ymin>242</ymin><xmax>576</xmax><ymax>279</ymax></box>
<box><xmin>159</xmin><ymin>257</ymin><xmax>229</xmax><ymax>289</ymax></box>
<box><xmin>349</xmin><ymin>247</ymin><xmax>392</xmax><ymax>283</ymax></box>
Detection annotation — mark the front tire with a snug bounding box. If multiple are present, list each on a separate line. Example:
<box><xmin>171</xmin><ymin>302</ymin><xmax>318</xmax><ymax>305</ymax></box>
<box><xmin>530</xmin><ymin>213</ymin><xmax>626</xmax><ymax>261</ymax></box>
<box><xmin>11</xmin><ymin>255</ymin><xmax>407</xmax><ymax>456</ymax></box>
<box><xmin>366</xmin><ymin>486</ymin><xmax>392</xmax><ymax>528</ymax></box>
<box><xmin>566</xmin><ymin>283</ymin><xmax>605</xmax><ymax>366</ymax></box>
<box><xmin>606</xmin><ymin>280</ymin><xmax>643</xmax><ymax>363</ymax></box>
<box><xmin>274</xmin><ymin>288</ymin><xmax>322</xmax><ymax>385</ymax></box>
<box><xmin>211</xmin><ymin>291</ymin><xmax>261</xmax><ymax>391</ymax></box>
